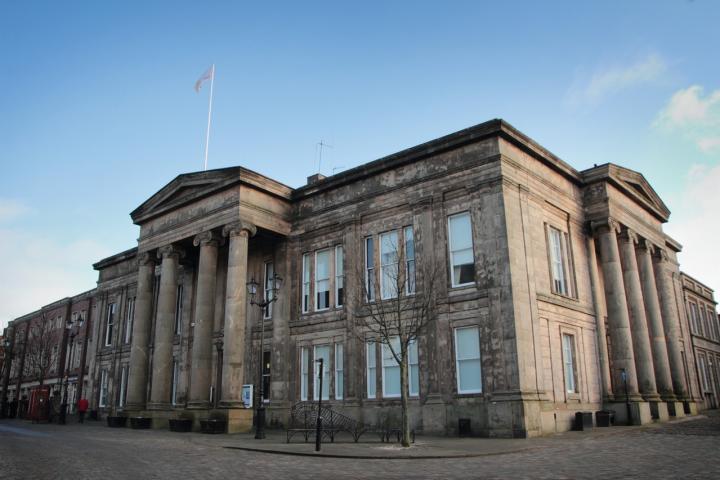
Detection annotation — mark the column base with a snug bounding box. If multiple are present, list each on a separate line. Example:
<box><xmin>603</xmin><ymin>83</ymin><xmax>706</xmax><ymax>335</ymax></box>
<box><xmin>225</xmin><ymin>408</ymin><xmax>253</xmax><ymax>433</ymax></box>
<box><xmin>146</xmin><ymin>401</ymin><xmax>172</xmax><ymax>411</ymax></box>
<box><xmin>603</xmin><ymin>400</ymin><xmax>652</xmax><ymax>425</ymax></box>
<box><xmin>667</xmin><ymin>401</ymin><xmax>685</xmax><ymax>418</ymax></box>
<box><xmin>650</xmin><ymin>401</ymin><xmax>669</xmax><ymax>421</ymax></box>
<box><xmin>187</xmin><ymin>400</ymin><xmax>211</xmax><ymax>410</ymax></box>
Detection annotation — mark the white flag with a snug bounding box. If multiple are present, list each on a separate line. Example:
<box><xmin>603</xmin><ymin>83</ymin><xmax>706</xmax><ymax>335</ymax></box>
<box><xmin>194</xmin><ymin>65</ymin><xmax>214</xmax><ymax>93</ymax></box>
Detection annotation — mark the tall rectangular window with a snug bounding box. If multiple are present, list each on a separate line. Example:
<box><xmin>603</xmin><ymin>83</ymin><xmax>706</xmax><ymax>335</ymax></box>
<box><xmin>548</xmin><ymin>227</ymin><xmax>569</xmax><ymax>296</ymax></box>
<box><xmin>124</xmin><ymin>296</ymin><xmax>135</xmax><ymax>344</ymax></box>
<box><xmin>699</xmin><ymin>355</ymin><xmax>710</xmax><ymax>391</ymax></box>
<box><xmin>380</xmin><ymin>231</ymin><xmax>400</xmax><ymax>299</ymax></box>
<box><xmin>562</xmin><ymin>333</ymin><xmax>577</xmax><ymax>393</ymax></box>
<box><xmin>366</xmin><ymin>342</ymin><xmax>376</xmax><ymax>398</ymax></box>
<box><xmin>300</xmin><ymin>347</ymin><xmax>309</xmax><ymax>401</ymax></box>
<box><xmin>315</xmin><ymin>250</ymin><xmax>331</xmax><ymax>310</ymax></box>
<box><xmin>99</xmin><ymin>369</ymin><xmax>109</xmax><ymax>407</ymax></box>
<box><xmin>118</xmin><ymin>364</ymin><xmax>128</xmax><ymax>407</ymax></box>
<box><xmin>335</xmin><ymin>343</ymin><xmax>344</xmax><ymax>400</ymax></box>
<box><xmin>381</xmin><ymin>337</ymin><xmax>419</xmax><ymax>398</ymax></box>
<box><xmin>404</xmin><ymin>226</ymin><xmax>416</xmax><ymax>295</ymax></box>
<box><xmin>689</xmin><ymin>303</ymin><xmax>700</xmax><ymax>334</ymax></box>
<box><xmin>105</xmin><ymin>303</ymin><xmax>116</xmax><ymax>347</ymax></box>
<box><xmin>263</xmin><ymin>262</ymin><xmax>274</xmax><ymax>319</ymax></box>
<box><xmin>175</xmin><ymin>284</ymin><xmax>184</xmax><ymax>334</ymax></box>
<box><xmin>455</xmin><ymin>326</ymin><xmax>482</xmax><ymax>394</ymax></box>
<box><xmin>448</xmin><ymin>213</ymin><xmax>475</xmax><ymax>287</ymax></box>
<box><xmin>335</xmin><ymin>246</ymin><xmax>344</xmax><ymax>307</ymax></box>
<box><xmin>302</xmin><ymin>254</ymin><xmax>311</xmax><ymax>313</ymax></box>
<box><xmin>709</xmin><ymin>308</ymin><xmax>720</xmax><ymax>340</ymax></box>
<box><xmin>365</xmin><ymin>237</ymin><xmax>375</xmax><ymax>301</ymax></box>
<box><xmin>313</xmin><ymin>345</ymin><xmax>331</xmax><ymax>400</ymax></box>
<box><xmin>171</xmin><ymin>359</ymin><xmax>179</xmax><ymax>405</ymax></box>
<box><xmin>262</xmin><ymin>351</ymin><xmax>271</xmax><ymax>402</ymax></box>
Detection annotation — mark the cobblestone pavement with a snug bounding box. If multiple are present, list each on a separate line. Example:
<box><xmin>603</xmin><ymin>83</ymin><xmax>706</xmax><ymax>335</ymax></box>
<box><xmin>1</xmin><ymin>414</ymin><xmax>719</xmax><ymax>480</ymax></box>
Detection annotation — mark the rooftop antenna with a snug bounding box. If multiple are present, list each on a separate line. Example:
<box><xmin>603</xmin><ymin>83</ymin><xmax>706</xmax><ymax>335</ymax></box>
<box><xmin>317</xmin><ymin>141</ymin><xmax>332</xmax><ymax>174</ymax></box>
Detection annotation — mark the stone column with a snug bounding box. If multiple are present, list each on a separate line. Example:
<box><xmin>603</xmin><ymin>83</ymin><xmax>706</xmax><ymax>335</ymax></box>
<box><xmin>188</xmin><ymin>231</ymin><xmax>220</xmax><ymax>409</ymax></box>
<box><xmin>586</xmin><ymin>235</ymin><xmax>613</xmax><ymax>401</ymax></box>
<box><xmin>618</xmin><ymin>229</ymin><xmax>659</xmax><ymax>400</ymax></box>
<box><xmin>636</xmin><ymin>240</ymin><xmax>675</xmax><ymax>400</ymax></box>
<box><xmin>126</xmin><ymin>252</ymin><xmax>156</xmax><ymax>410</ymax></box>
<box><xmin>220</xmin><ymin>221</ymin><xmax>256</xmax><ymax>410</ymax></box>
<box><xmin>653</xmin><ymin>249</ymin><xmax>688</xmax><ymax>399</ymax></box>
<box><xmin>148</xmin><ymin>245</ymin><xmax>184</xmax><ymax>409</ymax></box>
<box><xmin>593</xmin><ymin>219</ymin><xmax>641</xmax><ymax>400</ymax></box>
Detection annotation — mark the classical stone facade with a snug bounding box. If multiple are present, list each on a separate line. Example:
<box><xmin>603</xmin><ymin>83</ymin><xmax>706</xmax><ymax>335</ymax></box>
<box><xmin>1</xmin><ymin>119</ymin><xmax>712</xmax><ymax>435</ymax></box>
<box><xmin>681</xmin><ymin>272</ymin><xmax>720</xmax><ymax>410</ymax></box>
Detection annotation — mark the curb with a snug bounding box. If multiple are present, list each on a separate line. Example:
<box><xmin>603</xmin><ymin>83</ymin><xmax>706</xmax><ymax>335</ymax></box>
<box><xmin>222</xmin><ymin>444</ymin><xmax>537</xmax><ymax>460</ymax></box>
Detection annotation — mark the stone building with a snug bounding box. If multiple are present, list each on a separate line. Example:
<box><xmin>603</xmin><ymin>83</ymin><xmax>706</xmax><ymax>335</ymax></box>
<box><xmin>0</xmin><ymin>119</ymin><xmax>709</xmax><ymax>436</ymax></box>
<box><xmin>680</xmin><ymin>272</ymin><xmax>720</xmax><ymax>410</ymax></box>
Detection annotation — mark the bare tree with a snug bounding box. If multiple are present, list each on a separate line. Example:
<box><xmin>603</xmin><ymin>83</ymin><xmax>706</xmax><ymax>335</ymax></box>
<box><xmin>349</xmin><ymin>232</ymin><xmax>440</xmax><ymax>447</ymax></box>
<box><xmin>24</xmin><ymin>314</ymin><xmax>62</xmax><ymax>387</ymax></box>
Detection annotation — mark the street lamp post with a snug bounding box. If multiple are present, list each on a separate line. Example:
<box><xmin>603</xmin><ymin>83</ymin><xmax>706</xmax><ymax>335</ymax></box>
<box><xmin>620</xmin><ymin>368</ymin><xmax>632</xmax><ymax>425</ymax></box>
<box><xmin>59</xmin><ymin>319</ymin><xmax>77</xmax><ymax>425</ymax></box>
<box><xmin>246</xmin><ymin>272</ymin><xmax>282</xmax><ymax>440</ymax></box>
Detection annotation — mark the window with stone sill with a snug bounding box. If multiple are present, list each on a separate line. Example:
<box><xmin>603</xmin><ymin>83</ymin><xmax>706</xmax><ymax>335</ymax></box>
<box><xmin>689</xmin><ymin>302</ymin><xmax>701</xmax><ymax>335</ymax></box>
<box><xmin>546</xmin><ymin>225</ymin><xmax>577</xmax><ymax>299</ymax></box>
<box><xmin>562</xmin><ymin>333</ymin><xmax>578</xmax><ymax>394</ymax></box>
<box><xmin>301</xmin><ymin>245</ymin><xmax>344</xmax><ymax>314</ymax></box>
<box><xmin>448</xmin><ymin>213</ymin><xmax>475</xmax><ymax>288</ymax></box>
<box><xmin>365</xmin><ymin>226</ymin><xmax>416</xmax><ymax>301</ymax></box>
<box><xmin>104</xmin><ymin>303</ymin><xmax>116</xmax><ymax>347</ymax></box>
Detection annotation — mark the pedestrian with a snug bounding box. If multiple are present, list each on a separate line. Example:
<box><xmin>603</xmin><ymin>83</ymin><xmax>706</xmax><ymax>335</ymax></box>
<box><xmin>77</xmin><ymin>397</ymin><xmax>88</xmax><ymax>424</ymax></box>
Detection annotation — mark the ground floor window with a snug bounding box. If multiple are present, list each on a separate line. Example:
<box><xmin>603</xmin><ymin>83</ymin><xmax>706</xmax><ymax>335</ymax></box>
<box><xmin>562</xmin><ymin>333</ymin><xmax>577</xmax><ymax>394</ymax></box>
<box><xmin>454</xmin><ymin>326</ymin><xmax>482</xmax><ymax>394</ymax></box>
<box><xmin>335</xmin><ymin>343</ymin><xmax>344</xmax><ymax>400</ymax></box>
<box><xmin>262</xmin><ymin>351</ymin><xmax>271</xmax><ymax>403</ymax></box>
<box><xmin>381</xmin><ymin>337</ymin><xmax>419</xmax><ymax>398</ymax></box>
<box><xmin>171</xmin><ymin>359</ymin><xmax>179</xmax><ymax>405</ymax></box>
<box><xmin>99</xmin><ymin>369</ymin><xmax>109</xmax><ymax>407</ymax></box>
<box><xmin>118</xmin><ymin>364</ymin><xmax>128</xmax><ymax>407</ymax></box>
<box><xmin>367</xmin><ymin>342</ymin><xmax>376</xmax><ymax>398</ymax></box>
<box><xmin>300</xmin><ymin>347</ymin><xmax>309</xmax><ymax>401</ymax></box>
<box><xmin>314</xmin><ymin>345</ymin><xmax>331</xmax><ymax>400</ymax></box>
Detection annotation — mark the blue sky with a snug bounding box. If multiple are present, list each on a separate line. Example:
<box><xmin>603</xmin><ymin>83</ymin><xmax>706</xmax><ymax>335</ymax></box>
<box><xmin>1</xmin><ymin>0</ymin><xmax>719</xmax><ymax>328</ymax></box>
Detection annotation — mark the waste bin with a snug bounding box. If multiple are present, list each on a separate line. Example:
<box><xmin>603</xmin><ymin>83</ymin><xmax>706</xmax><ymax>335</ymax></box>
<box><xmin>458</xmin><ymin>418</ymin><xmax>471</xmax><ymax>437</ymax></box>
<box><xmin>573</xmin><ymin>411</ymin><xmax>593</xmax><ymax>431</ymax></box>
<box><xmin>595</xmin><ymin>410</ymin><xmax>615</xmax><ymax>427</ymax></box>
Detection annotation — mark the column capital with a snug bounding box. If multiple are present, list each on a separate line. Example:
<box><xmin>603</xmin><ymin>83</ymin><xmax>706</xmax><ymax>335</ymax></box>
<box><xmin>193</xmin><ymin>230</ymin><xmax>223</xmax><ymax>248</ymax></box>
<box><xmin>652</xmin><ymin>247</ymin><xmax>670</xmax><ymax>263</ymax></box>
<box><xmin>137</xmin><ymin>251</ymin><xmax>156</xmax><ymax>267</ymax></box>
<box><xmin>618</xmin><ymin>228</ymin><xmax>639</xmax><ymax>244</ymax></box>
<box><xmin>590</xmin><ymin>217</ymin><xmax>621</xmax><ymax>235</ymax></box>
<box><xmin>157</xmin><ymin>244</ymin><xmax>186</xmax><ymax>261</ymax></box>
<box><xmin>637</xmin><ymin>238</ymin><xmax>656</xmax><ymax>254</ymax></box>
<box><xmin>222</xmin><ymin>220</ymin><xmax>256</xmax><ymax>239</ymax></box>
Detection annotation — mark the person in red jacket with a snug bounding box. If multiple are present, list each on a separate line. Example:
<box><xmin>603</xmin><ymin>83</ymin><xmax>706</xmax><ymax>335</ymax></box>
<box><xmin>77</xmin><ymin>398</ymin><xmax>89</xmax><ymax>423</ymax></box>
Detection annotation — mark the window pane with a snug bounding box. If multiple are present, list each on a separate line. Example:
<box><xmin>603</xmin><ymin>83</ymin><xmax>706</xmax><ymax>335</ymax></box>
<box><xmin>455</xmin><ymin>327</ymin><xmax>482</xmax><ymax>393</ymax></box>
<box><xmin>449</xmin><ymin>214</ymin><xmax>472</xmax><ymax>250</ymax></box>
<box><xmin>367</xmin><ymin>342</ymin><xmax>376</xmax><ymax>398</ymax></box>
<box><xmin>314</xmin><ymin>345</ymin><xmax>331</xmax><ymax>400</ymax></box>
<box><xmin>458</xmin><ymin>359</ymin><xmax>482</xmax><ymax>392</ymax></box>
<box><xmin>562</xmin><ymin>334</ymin><xmax>576</xmax><ymax>393</ymax></box>
<box><xmin>381</xmin><ymin>232</ymin><xmax>399</xmax><ymax>299</ymax></box>
<box><xmin>335</xmin><ymin>344</ymin><xmax>344</xmax><ymax>400</ymax></box>
<box><xmin>365</xmin><ymin>238</ymin><xmax>375</xmax><ymax>301</ymax></box>
<box><xmin>316</xmin><ymin>250</ymin><xmax>330</xmax><ymax>310</ymax></box>
<box><xmin>301</xmin><ymin>347</ymin><xmax>309</xmax><ymax>401</ymax></box>
<box><xmin>456</xmin><ymin>327</ymin><xmax>480</xmax><ymax>359</ymax></box>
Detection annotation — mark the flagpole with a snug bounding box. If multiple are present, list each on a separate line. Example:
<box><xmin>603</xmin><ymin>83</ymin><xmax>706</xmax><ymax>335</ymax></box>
<box><xmin>203</xmin><ymin>64</ymin><xmax>215</xmax><ymax>171</ymax></box>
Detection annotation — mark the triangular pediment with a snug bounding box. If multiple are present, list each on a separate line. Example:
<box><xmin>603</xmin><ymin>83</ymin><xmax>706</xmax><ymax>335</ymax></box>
<box><xmin>130</xmin><ymin>166</ymin><xmax>294</xmax><ymax>225</ymax></box>
<box><xmin>130</xmin><ymin>167</ymin><xmax>244</xmax><ymax>224</ymax></box>
<box><xmin>611</xmin><ymin>165</ymin><xmax>670</xmax><ymax>220</ymax></box>
<box><xmin>581</xmin><ymin>163</ymin><xmax>671</xmax><ymax>222</ymax></box>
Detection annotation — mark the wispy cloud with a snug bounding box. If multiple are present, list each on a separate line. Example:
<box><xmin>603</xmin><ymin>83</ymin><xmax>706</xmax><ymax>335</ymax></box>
<box><xmin>654</xmin><ymin>85</ymin><xmax>720</xmax><ymax>153</ymax></box>
<box><xmin>566</xmin><ymin>53</ymin><xmax>667</xmax><ymax>107</ymax></box>
<box><xmin>0</xmin><ymin>198</ymin><xmax>32</xmax><ymax>223</ymax></box>
<box><xmin>666</xmin><ymin>163</ymin><xmax>720</xmax><ymax>293</ymax></box>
